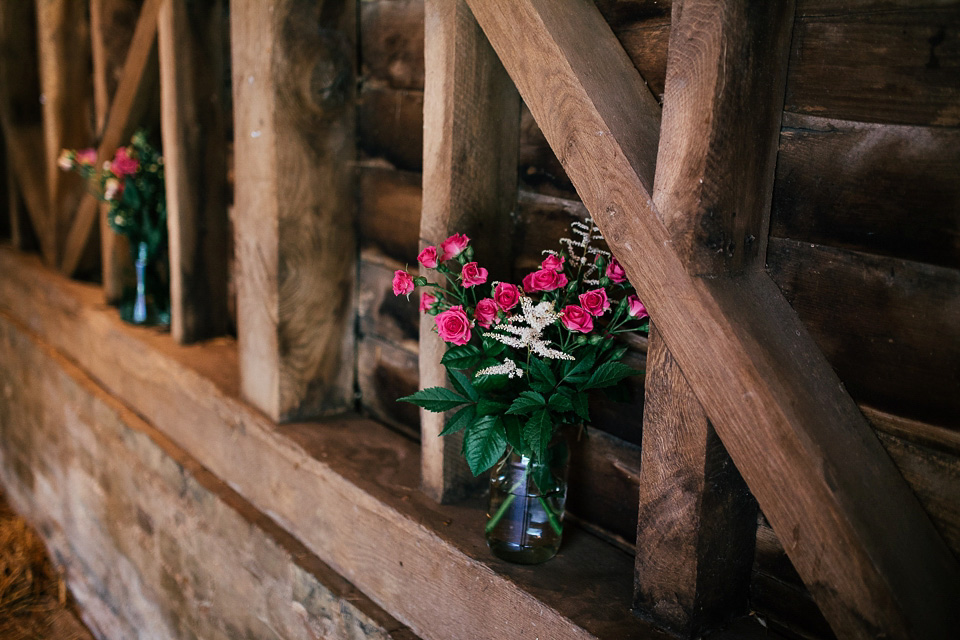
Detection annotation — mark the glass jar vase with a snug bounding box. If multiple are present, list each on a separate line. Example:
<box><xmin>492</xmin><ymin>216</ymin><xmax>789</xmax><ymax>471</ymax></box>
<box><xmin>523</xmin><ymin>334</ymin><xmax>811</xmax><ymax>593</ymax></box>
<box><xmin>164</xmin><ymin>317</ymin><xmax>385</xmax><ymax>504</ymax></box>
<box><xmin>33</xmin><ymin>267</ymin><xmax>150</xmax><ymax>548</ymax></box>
<box><xmin>485</xmin><ymin>435</ymin><xmax>570</xmax><ymax>564</ymax></box>
<box><xmin>119</xmin><ymin>240</ymin><xmax>170</xmax><ymax>327</ymax></box>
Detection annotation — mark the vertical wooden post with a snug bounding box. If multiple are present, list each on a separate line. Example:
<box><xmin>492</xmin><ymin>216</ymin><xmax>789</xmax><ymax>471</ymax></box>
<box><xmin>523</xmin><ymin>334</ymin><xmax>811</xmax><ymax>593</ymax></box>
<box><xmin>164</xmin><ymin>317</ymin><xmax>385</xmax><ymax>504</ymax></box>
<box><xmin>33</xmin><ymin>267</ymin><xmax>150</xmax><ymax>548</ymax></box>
<box><xmin>635</xmin><ymin>324</ymin><xmax>757</xmax><ymax>635</ymax></box>
<box><xmin>420</xmin><ymin>0</ymin><xmax>519</xmax><ymax>502</ymax></box>
<box><xmin>90</xmin><ymin>0</ymin><xmax>141</xmax><ymax>303</ymax></box>
<box><xmin>159</xmin><ymin>0</ymin><xmax>231</xmax><ymax>343</ymax></box>
<box><xmin>36</xmin><ymin>0</ymin><xmax>93</xmax><ymax>267</ymax></box>
<box><xmin>635</xmin><ymin>0</ymin><xmax>795</xmax><ymax>635</ymax></box>
<box><xmin>231</xmin><ymin>0</ymin><xmax>357</xmax><ymax>422</ymax></box>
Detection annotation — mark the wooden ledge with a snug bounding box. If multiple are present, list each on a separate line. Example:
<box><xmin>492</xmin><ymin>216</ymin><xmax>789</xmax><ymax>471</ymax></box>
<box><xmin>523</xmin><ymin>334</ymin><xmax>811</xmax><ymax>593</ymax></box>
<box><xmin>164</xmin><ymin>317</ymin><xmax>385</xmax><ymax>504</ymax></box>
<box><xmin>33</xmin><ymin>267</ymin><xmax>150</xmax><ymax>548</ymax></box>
<box><xmin>0</xmin><ymin>246</ymin><xmax>678</xmax><ymax>640</ymax></box>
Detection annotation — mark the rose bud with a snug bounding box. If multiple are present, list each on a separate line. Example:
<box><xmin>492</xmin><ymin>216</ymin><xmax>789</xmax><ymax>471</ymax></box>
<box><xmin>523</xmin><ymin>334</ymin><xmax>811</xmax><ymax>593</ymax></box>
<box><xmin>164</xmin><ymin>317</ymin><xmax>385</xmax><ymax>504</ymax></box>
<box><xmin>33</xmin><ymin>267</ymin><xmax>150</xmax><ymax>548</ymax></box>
<box><xmin>606</xmin><ymin>258</ymin><xmax>627</xmax><ymax>284</ymax></box>
<box><xmin>418</xmin><ymin>246</ymin><xmax>439</xmax><ymax>268</ymax></box>
<box><xmin>627</xmin><ymin>295</ymin><xmax>649</xmax><ymax>319</ymax></box>
<box><xmin>439</xmin><ymin>233</ymin><xmax>470</xmax><ymax>261</ymax></box>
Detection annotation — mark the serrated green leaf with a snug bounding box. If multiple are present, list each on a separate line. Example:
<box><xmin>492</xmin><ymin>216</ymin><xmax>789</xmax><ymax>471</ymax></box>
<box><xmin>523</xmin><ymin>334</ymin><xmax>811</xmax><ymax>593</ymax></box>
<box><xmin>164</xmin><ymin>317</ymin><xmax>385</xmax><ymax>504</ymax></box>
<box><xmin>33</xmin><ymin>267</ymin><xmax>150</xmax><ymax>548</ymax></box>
<box><xmin>476</xmin><ymin>397</ymin><xmax>509</xmax><ymax>416</ymax></box>
<box><xmin>448</xmin><ymin>369</ymin><xmax>478</xmax><ymax>402</ymax></box>
<box><xmin>503</xmin><ymin>415</ymin><xmax>527</xmax><ymax>454</ymax></box>
<box><xmin>481</xmin><ymin>335</ymin><xmax>506</xmax><ymax>357</ymax></box>
<box><xmin>397</xmin><ymin>387</ymin><xmax>468</xmax><ymax>412</ymax></box>
<box><xmin>562</xmin><ymin>351</ymin><xmax>597</xmax><ymax>385</ymax></box>
<box><xmin>548</xmin><ymin>392</ymin><xmax>574</xmax><ymax>413</ymax></box>
<box><xmin>473</xmin><ymin>373</ymin><xmax>509</xmax><ymax>392</ymax></box>
<box><xmin>440</xmin><ymin>404</ymin><xmax>476</xmax><ymax>436</ymax></box>
<box><xmin>505</xmin><ymin>391</ymin><xmax>546</xmax><ymax>415</ymax></box>
<box><xmin>528</xmin><ymin>357</ymin><xmax>557</xmax><ymax>389</ymax></box>
<box><xmin>441</xmin><ymin>344</ymin><xmax>483</xmax><ymax>370</ymax></box>
<box><xmin>572</xmin><ymin>392</ymin><xmax>590</xmax><ymax>422</ymax></box>
<box><xmin>523</xmin><ymin>409</ymin><xmax>554</xmax><ymax>461</ymax></box>
<box><xmin>463</xmin><ymin>415</ymin><xmax>508</xmax><ymax>476</ymax></box>
<box><xmin>583</xmin><ymin>361</ymin><xmax>638</xmax><ymax>390</ymax></box>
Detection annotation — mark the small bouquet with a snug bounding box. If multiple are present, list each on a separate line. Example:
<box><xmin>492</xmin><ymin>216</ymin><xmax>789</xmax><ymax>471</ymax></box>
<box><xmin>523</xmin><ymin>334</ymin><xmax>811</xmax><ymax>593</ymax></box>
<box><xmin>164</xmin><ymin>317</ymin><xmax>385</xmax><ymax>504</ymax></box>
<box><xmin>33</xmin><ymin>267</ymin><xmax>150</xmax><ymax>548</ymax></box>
<box><xmin>60</xmin><ymin>131</ymin><xmax>169</xmax><ymax>325</ymax></box>
<box><xmin>396</xmin><ymin>218</ymin><xmax>649</xmax><ymax>477</ymax></box>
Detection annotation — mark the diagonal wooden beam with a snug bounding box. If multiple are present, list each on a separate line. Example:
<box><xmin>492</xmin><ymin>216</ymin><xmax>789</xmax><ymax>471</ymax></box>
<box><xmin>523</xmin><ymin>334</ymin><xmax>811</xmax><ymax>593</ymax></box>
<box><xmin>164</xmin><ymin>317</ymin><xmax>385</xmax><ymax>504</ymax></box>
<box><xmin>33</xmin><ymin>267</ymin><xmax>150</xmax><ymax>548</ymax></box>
<box><xmin>60</xmin><ymin>0</ymin><xmax>163</xmax><ymax>276</ymax></box>
<box><xmin>465</xmin><ymin>1</ymin><xmax>960</xmax><ymax>638</ymax></box>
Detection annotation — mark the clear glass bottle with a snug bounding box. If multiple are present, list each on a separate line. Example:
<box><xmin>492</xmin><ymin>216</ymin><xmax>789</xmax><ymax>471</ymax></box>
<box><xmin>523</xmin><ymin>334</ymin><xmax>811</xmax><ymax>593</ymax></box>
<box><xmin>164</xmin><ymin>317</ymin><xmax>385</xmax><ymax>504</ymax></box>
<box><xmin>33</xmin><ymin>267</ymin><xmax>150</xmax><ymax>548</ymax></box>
<box><xmin>485</xmin><ymin>435</ymin><xmax>570</xmax><ymax>564</ymax></box>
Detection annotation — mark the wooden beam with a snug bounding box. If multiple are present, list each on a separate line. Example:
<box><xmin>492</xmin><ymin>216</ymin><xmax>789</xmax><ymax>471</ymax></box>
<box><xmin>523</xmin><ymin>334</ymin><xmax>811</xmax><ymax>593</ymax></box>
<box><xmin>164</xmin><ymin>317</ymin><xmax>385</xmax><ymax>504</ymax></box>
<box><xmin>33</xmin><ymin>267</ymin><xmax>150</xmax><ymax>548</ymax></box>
<box><xmin>230</xmin><ymin>0</ymin><xmax>357</xmax><ymax>421</ymax></box>
<box><xmin>465</xmin><ymin>1</ymin><xmax>960</xmax><ymax>637</ymax></box>
<box><xmin>158</xmin><ymin>0</ymin><xmax>230</xmax><ymax>343</ymax></box>
<box><xmin>420</xmin><ymin>0</ymin><xmax>520</xmax><ymax>502</ymax></box>
<box><xmin>635</xmin><ymin>1</ymin><xmax>792</xmax><ymax>634</ymax></box>
<box><xmin>635</xmin><ymin>327</ymin><xmax>758</xmax><ymax>637</ymax></box>
<box><xmin>36</xmin><ymin>0</ymin><xmax>94</xmax><ymax>267</ymax></box>
<box><xmin>60</xmin><ymin>0</ymin><xmax>162</xmax><ymax>277</ymax></box>
<box><xmin>90</xmin><ymin>0</ymin><xmax>141</xmax><ymax>303</ymax></box>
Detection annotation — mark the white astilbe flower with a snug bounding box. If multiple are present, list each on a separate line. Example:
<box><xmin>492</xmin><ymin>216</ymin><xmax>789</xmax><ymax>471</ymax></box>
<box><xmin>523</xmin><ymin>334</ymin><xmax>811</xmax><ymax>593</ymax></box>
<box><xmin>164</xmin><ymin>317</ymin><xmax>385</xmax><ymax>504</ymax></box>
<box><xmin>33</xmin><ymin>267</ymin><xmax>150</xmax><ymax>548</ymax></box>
<box><xmin>483</xmin><ymin>297</ymin><xmax>575</xmax><ymax>361</ymax></box>
<box><xmin>476</xmin><ymin>359</ymin><xmax>524</xmax><ymax>379</ymax></box>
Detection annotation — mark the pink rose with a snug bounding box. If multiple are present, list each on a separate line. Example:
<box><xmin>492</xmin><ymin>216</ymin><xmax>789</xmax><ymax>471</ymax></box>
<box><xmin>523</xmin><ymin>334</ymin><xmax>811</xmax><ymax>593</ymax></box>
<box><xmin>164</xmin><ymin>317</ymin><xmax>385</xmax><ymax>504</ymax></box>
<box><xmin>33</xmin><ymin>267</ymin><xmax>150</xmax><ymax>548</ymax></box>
<box><xmin>579</xmin><ymin>288</ymin><xmax>610</xmax><ymax>317</ymax></box>
<box><xmin>439</xmin><ymin>233</ymin><xmax>470</xmax><ymax>261</ymax></box>
<box><xmin>493</xmin><ymin>282</ymin><xmax>520</xmax><ymax>312</ymax></box>
<box><xmin>522</xmin><ymin>268</ymin><xmax>569</xmax><ymax>292</ymax></box>
<box><xmin>76</xmin><ymin>148</ymin><xmax>97</xmax><ymax>166</ymax></box>
<box><xmin>418</xmin><ymin>246</ymin><xmax>439</xmax><ymax>268</ymax></box>
<box><xmin>474</xmin><ymin>298</ymin><xmax>498</xmax><ymax>328</ymax></box>
<box><xmin>561</xmin><ymin>305</ymin><xmax>594</xmax><ymax>333</ymax></box>
<box><xmin>392</xmin><ymin>270</ymin><xmax>415</xmax><ymax>296</ymax></box>
<box><xmin>627</xmin><ymin>295</ymin><xmax>648</xmax><ymax>319</ymax></box>
<box><xmin>541</xmin><ymin>254</ymin><xmax>565</xmax><ymax>272</ymax></box>
<box><xmin>435</xmin><ymin>305</ymin><xmax>472</xmax><ymax>345</ymax></box>
<box><xmin>460</xmin><ymin>262</ymin><xmax>488</xmax><ymax>288</ymax></box>
<box><xmin>420</xmin><ymin>292</ymin><xmax>437</xmax><ymax>312</ymax></box>
<box><xmin>111</xmin><ymin>147</ymin><xmax>139</xmax><ymax>177</ymax></box>
<box><xmin>606</xmin><ymin>258</ymin><xmax>627</xmax><ymax>284</ymax></box>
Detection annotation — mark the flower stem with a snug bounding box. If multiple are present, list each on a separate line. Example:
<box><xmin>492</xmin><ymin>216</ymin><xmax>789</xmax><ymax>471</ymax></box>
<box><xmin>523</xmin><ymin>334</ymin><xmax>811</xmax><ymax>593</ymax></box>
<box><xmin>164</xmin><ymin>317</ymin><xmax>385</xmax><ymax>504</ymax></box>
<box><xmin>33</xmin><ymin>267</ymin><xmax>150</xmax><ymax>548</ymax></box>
<box><xmin>537</xmin><ymin>496</ymin><xmax>564</xmax><ymax>536</ymax></box>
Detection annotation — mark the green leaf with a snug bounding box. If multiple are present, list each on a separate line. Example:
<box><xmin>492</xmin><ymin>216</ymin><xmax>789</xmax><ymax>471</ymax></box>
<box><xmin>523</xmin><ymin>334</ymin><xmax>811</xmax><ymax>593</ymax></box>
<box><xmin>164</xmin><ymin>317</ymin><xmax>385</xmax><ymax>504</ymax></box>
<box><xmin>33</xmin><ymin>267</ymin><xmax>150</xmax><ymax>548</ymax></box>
<box><xmin>463</xmin><ymin>415</ymin><xmax>508</xmax><ymax>476</ymax></box>
<box><xmin>548</xmin><ymin>392</ymin><xmax>574</xmax><ymax>413</ymax></box>
<box><xmin>482</xmin><ymin>335</ymin><xmax>506</xmax><ymax>357</ymax></box>
<box><xmin>473</xmin><ymin>373</ymin><xmax>509</xmax><ymax>392</ymax></box>
<box><xmin>561</xmin><ymin>351</ymin><xmax>597</xmax><ymax>386</ymax></box>
<box><xmin>441</xmin><ymin>344</ymin><xmax>483</xmax><ymax>370</ymax></box>
<box><xmin>583</xmin><ymin>361</ymin><xmax>638</xmax><ymax>390</ymax></box>
<box><xmin>505</xmin><ymin>391</ymin><xmax>546</xmax><ymax>415</ymax></box>
<box><xmin>503</xmin><ymin>415</ymin><xmax>527</xmax><ymax>454</ymax></box>
<box><xmin>529</xmin><ymin>357</ymin><xmax>557</xmax><ymax>389</ymax></box>
<box><xmin>397</xmin><ymin>387</ymin><xmax>468</xmax><ymax>412</ymax></box>
<box><xmin>572</xmin><ymin>392</ymin><xmax>590</xmax><ymax>422</ymax></box>
<box><xmin>448</xmin><ymin>369</ymin><xmax>478</xmax><ymax>402</ymax></box>
<box><xmin>523</xmin><ymin>409</ymin><xmax>554</xmax><ymax>461</ymax></box>
<box><xmin>440</xmin><ymin>404</ymin><xmax>476</xmax><ymax>436</ymax></box>
<box><xmin>476</xmin><ymin>398</ymin><xmax>509</xmax><ymax>416</ymax></box>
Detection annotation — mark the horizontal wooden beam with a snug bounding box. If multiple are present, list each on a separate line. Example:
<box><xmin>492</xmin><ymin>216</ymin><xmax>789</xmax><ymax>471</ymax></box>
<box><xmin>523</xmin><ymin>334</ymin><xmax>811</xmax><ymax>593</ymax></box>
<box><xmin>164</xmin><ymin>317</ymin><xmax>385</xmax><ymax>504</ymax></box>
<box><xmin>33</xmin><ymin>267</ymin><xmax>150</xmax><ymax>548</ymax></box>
<box><xmin>465</xmin><ymin>0</ymin><xmax>960</xmax><ymax>637</ymax></box>
<box><xmin>0</xmin><ymin>246</ymin><xmax>662</xmax><ymax>640</ymax></box>
<box><xmin>60</xmin><ymin>0</ymin><xmax>163</xmax><ymax>276</ymax></box>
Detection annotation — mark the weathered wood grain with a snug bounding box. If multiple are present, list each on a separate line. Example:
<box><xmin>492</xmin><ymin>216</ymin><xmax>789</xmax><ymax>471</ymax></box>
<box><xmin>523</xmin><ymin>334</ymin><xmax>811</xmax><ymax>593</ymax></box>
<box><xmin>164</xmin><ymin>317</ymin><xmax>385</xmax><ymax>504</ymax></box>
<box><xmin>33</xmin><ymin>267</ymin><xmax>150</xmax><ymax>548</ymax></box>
<box><xmin>785</xmin><ymin>5</ymin><xmax>960</xmax><ymax>126</ymax></box>
<box><xmin>159</xmin><ymin>0</ymin><xmax>231</xmax><ymax>343</ymax></box>
<box><xmin>0</xmin><ymin>246</ymin><xmax>670</xmax><ymax>640</ymax></box>
<box><xmin>60</xmin><ymin>0</ymin><xmax>163</xmax><ymax>276</ymax></box>
<box><xmin>358</xmin><ymin>165</ymin><xmax>422</xmax><ymax>262</ymax></box>
<box><xmin>90</xmin><ymin>0</ymin><xmax>141</xmax><ymax>302</ymax></box>
<box><xmin>635</xmin><ymin>324</ymin><xmax>758</xmax><ymax>636</ymax></box>
<box><xmin>771</xmin><ymin>113</ymin><xmax>960</xmax><ymax>270</ymax></box>
<box><xmin>466</xmin><ymin>1</ymin><xmax>960</xmax><ymax>637</ymax></box>
<box><xmin>0</xmin><ymin>313</ymin><xmax>415</xmax><ymax>640</ymax></box>
<box><xmin>231</xmin><ymin>0</ymin><xmax>357</xmax><ymax>421</ymax></box>
<box><xmin>357</xmin><ymin>336</ymin><xmax>421</xmax><ymax>441</ymax></box>
<box><xmin>419</xmin><ymin>0</ymin><xmax>520</xmax><ymax>501</ymax></box>
<box><xmin>360</xmin><ymin>0</ymin><xmax>426</xmax><ymax>91</ymax></box>
<box><xmin>36</xmin><ymin>0</ymin><xmax>94</xmax><ymax>267</ymax></box>
<box><xmin>358</xmin><ymin>250</ymin><xmax>421</xmax><ymax>348</ymax></box>
<box><xmin>359</xmin><ymin>86</ymin><xmax>424</xmax><ymax>171</ymax></box>
<box><xmin>767</xmin><ymin>238</ymin><xmax>960</xmax><ymax>429</ymax></box>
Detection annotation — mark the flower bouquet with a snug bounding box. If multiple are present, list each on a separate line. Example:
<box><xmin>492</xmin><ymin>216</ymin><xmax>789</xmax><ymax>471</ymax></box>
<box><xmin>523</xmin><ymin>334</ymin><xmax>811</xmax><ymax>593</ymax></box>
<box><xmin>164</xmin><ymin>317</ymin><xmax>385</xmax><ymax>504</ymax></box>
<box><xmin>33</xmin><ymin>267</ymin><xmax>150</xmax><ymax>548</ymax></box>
<box><xmin>396</xmin><ymin>218</ymin><xmax>649</xmax><ymax>563</ymax></box>
<box><xmin>60</xmin><ymin>131</ymin><xmax>170</xmax><ymax>326</ymax></box>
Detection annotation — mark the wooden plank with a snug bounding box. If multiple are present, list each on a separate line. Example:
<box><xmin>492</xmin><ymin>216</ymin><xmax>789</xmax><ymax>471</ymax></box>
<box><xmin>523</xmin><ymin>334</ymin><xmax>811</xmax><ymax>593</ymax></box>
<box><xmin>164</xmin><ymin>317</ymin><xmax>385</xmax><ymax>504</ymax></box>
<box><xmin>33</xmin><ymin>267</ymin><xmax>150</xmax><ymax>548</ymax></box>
<box><xmin>767</xmin><ymin>238</ymin><xmax>960</xmax><ymax>429</ymax></box>
<box><xmin>420</xmin><ymin>0</ymin><xmax>520</xmax><ymax>502</ymax></box>
<box><xmin>771</xmin><ymin>113</ymin><xmax>960</xmax><ymax>270</ymax></box>
<box><xmin>357</xmin><ymin>336</ymin><xmax>421</xmax><ymax>441</ymax></box>
<box><xmin>60</xmin><ymin>0</ymin><xmax>162</xmax><ymax>277</ymax></box>
<box><xmin>90</xmin><ymin>0</ymin><xmax>142</xmax><ymax>303</ymax></box>
<box><xmin>466</xmin><ymin>1</ymin><xmax>960</xmax><ymax>637</ymax></box>
<box><xmin>785</xmin><ymin>5</ymin><xmax>960</xmax><ymax>126</ymax></box>
<box><xmin>158</xmin><ymin>0</ymin><xmax>231</xmax><ymax>343</ymax></box>
<box><xmin>360</xmin><ymin>0</ymin><xmax>426</xmax><ymax>91</ymax></box>
<box><xmin>0</xmin><ymin>246</ymin><xmax>672</xmax><ymax>640</ymax></box>
<box><xmin>358</xmin><ymin>165</ymin><xmax>422</xmax><ymax>262</ymax></box>
<box><xmin>230</xmin><ymin>0</ymin><xmax>357</xmax><ymax>421</ymax></box>
<box><xmin>359</xmin><ymin>86</ymin><xmax>424</xmax><ymax>171</ymax></box>
<box><xmin>36</xmin><ymin>0</ymin><xmax>94</xmax><ymax>266</ymax></box>
<box><xmin>0</xmin><ymin>1</ymin><xmax>52</xmax><ymax>262</ymax></box>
